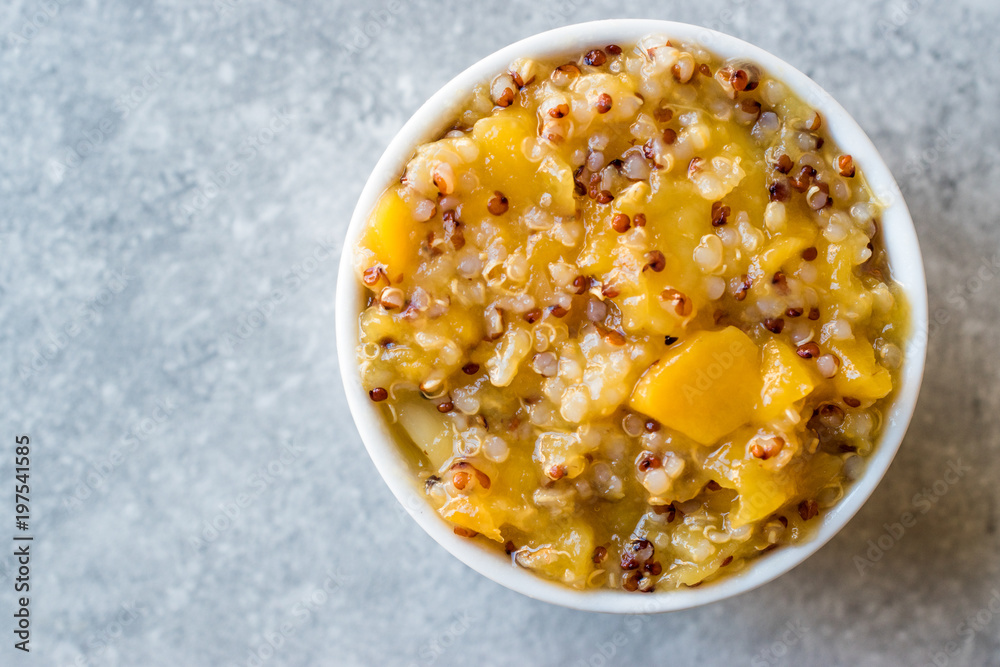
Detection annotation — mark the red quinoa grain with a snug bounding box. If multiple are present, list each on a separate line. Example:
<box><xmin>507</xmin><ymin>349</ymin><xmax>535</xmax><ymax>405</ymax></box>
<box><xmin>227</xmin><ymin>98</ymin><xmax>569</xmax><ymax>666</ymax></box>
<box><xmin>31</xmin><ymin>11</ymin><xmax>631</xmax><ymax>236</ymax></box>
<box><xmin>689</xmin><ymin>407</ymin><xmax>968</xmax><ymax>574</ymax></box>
<box><xmin>596</xmin><ymin>93</ymin><xmax>613</xmax><ymax>114</ymax></box>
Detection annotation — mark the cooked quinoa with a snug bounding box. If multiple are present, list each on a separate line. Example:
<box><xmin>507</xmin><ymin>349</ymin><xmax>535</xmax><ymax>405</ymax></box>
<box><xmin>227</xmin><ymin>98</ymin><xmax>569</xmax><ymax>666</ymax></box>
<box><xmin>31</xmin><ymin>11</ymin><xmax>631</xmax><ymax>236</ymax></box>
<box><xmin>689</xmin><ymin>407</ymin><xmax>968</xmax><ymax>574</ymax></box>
<box><xmin>353</xmin><ymin>35</ymin><xmax>907</xmax><ymax>591</ymax></box>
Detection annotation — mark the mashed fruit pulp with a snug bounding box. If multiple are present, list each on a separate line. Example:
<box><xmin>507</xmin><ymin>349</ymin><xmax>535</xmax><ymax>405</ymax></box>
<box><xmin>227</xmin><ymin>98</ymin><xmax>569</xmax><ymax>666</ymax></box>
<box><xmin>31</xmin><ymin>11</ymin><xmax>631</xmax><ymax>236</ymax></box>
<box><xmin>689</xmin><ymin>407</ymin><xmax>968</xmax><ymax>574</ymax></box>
<box><xmin>354</xmin><ymin>36</ymin><xmax>907</xmax><ymax>592</ymax></box>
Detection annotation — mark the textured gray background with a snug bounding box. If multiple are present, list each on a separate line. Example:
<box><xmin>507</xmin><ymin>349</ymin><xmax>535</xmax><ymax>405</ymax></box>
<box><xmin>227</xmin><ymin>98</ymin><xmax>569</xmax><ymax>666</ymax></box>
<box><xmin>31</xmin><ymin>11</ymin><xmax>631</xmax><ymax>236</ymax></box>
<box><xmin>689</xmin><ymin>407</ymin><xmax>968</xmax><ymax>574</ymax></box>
<box><xmin>1</xmin><ymin>0</ymin><xmax>998</xmax><ymax>665</ymax></box>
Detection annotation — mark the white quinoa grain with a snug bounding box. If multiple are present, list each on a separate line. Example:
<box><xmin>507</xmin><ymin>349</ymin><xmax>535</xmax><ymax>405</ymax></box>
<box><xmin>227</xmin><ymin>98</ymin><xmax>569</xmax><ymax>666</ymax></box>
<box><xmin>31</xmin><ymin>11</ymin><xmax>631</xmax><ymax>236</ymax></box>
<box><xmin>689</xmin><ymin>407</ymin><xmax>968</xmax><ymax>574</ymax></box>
<box><xmin>413</xmin><ymin>198</ymin><xmax>437</xmax><ymax>222</ymax></box>
<box><xmin>378</xmin><ymin>286</ymin><xmax>405</xmax><ymax>310</ymax></box>
<box><xmin>761</xmin><ymin>79</ymin><xmax>786</xmax><ymax>106</ymax></box>
<box><xmin>505</xmin><ymin>253</ymin><xmax>530</xmax><ymax>284</ymax></box>
<box><xmin>588</xmin><ymin>132</ymin><xmax>611</xmax><ymax>151</ymax></box>
<box><xmin>485</xmin><ymin>306</ymin><xmax>505</xmax><ymax>339</ymax></box>
<box><xmin>532</xmin><ymin>351</ymin><xmax>559</xmax><ymax>377</ymax></box>
<box><xmin>586</xmin><ymin>150</ymin><xmax>605</xmax><ymax>171</ymax></box>
<box><xmin>816</xmin><ymin>353</ymin><xmax>839</xmax><ymax>378</ymax></box>
<box><xmin>432</xmin><ymin>161</ymin><xmax>456</xmax><ymax>195</ymax></box>
<box><xmin>764</xmin><ymin>201</ymin><xmax>786</xmax><ymax>232</ymax></box>
<box><xmin>797</xmin><ymin>261</ymin><xmax>818</xmax><ymax>284</ymax></box>
<box><xmin>823</xmin><ymin>211</ymin><xmax>851</xmax><ymax>243</ymax></box>
<box><xmin>693</xmin><ymin>234</ymin><xmax>724</xmax><ymax>272</ymax></box>
<box><xmin>483</xmin><ymin>435</ymin><xmax>510</xmax><ymax>463</ymax></box>
<box><xmin>853</xmin><ymin>241</ymin><xmax>873</xmax><ymax>265</ymax></box>
<box><xmin>622</xmin><ymin>413</ymin><xmax>645</xmax><ymax>437</ymax></box>
<box><xmin>642</xmin><ymin>467</ymin><xmax>672</xmax><ymax>495</ymax></box>
<box><xmin>586</xmin><ymin>298</ymin><xmax>607</xmax><ymax>323</ymax></box>
<box><xmin>419</xmin><ymin>370</ymin><xmax>446</xmax><ymax>396</ymax></box>
<box><xmin>788</xmin><ymin>322</ymin><xmax>814</xmax><ymax>346</ymax></box>
<box><xmin>752</xmin><ymin>111</ymin><xmax>779</xmax><ymax>141</ymax></box>
<box><xmin>850</xmin><ymin>202</ymin><xmax>877</xmax><ymax>224</ymax></box>
<box><xmin>451</xmin><ymin>386</ymin><xmax>480</xmax><ymax>415</ymax></box>
<box><xmin>716</xmin><ymin>225</ymin><xmax>739</xmax><ymax>248</ymax></box>
<box><xmin>879</xmin><ymin>341</ymin><xmax>903</xmax><ymax>369</ymax></box>
<box><xmin>705</xmin><ymin>528</ymin><xmax>730</xmax><ymax>544</ymax></box>
<box><xmin>799</xmin><ymin>152</ymin><xmax>824</xmax><ymax>171</ymax></box>
<box><xmin>662</xmin><ymin>453</ymin><xmax>684</xmax><ymax>479</ymax></box>
<box><xmin>826</xmin><ymin>318</ymin><xmax>852</xmax><ymax>341</ymax></box>
<box><xmin>622</xmin><ymin>149</ymin><xmax>651</xmax><ymax>180</ymax></box>
<box><xmin>738</xmin><ymin>218</ymin><xmax>763</xmax><ymax>253</ymax></box>
<box><xmin>832</xmin><ymin>177</ymin><xmax>850</xmax><ymax>202</ymax></box>
<box><xmin>755</xmin><ymin>294</ymin><xmax>785</xmax><ymax>319</ymax></box>
<box><xmin>806</xmin><ymin>184</ymin><xmax>829</xmax><ymax>210</ymax></box>
<box><xmin>593</xmin><ymin>461</ymin><xmax>612</xmax><ymax>486</ymax></box>
<box><xmin>843</xmin><ymin>455</ymin><xmax>865</xmax><ymax>481</ymax></box>
<box><xmin>560</xmin><ymin>386</ymin><xmax>589</xmax><ymax>423</ymax></box>
<box><xmin>730</xmin><ymin>524</ymin><xmax>753</xmax><ymax>542</ymax></box>
<box><xmin>846</xmin><ymin>412</ymin><xmax>874</xmax><ymax>439</ymax></box>
<box><xmin>456</xmin><ymin>251</ymin><xmax>483</xmax><ymax>279</ymax></box>
<box><xmin>705</xmin><ymin>275</ymin><xmax>727</xmax><ymax>300</ymax></box>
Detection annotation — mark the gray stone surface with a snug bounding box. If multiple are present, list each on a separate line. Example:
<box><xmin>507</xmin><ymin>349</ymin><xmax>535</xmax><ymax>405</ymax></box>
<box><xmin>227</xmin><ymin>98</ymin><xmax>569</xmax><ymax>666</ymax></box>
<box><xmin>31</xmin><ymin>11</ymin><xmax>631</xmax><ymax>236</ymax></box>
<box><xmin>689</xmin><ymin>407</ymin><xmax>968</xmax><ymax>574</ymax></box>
<box><xmin>1</xmin><ymin>1</ymin><xmax>998</xmax><ymax>665</ymax></box>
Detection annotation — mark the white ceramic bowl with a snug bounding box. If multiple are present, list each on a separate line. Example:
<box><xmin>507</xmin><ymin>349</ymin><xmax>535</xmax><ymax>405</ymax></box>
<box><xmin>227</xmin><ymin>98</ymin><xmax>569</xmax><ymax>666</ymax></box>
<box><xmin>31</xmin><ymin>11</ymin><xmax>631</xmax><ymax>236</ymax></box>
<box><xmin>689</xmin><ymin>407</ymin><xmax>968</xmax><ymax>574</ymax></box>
<box><xmin>335</xmin><ymin>19</ymin><xmax>928</xmax><ymax>613</ymax></box>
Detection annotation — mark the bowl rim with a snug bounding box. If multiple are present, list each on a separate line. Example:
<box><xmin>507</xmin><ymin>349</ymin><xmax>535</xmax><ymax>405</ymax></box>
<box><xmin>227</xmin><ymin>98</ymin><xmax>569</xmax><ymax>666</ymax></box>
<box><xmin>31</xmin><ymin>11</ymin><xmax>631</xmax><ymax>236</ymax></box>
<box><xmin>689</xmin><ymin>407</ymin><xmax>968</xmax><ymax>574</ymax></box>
<box><xmin>335</xmin><ymin>18</ymin><xmax>929</xmax><ymax>614</ymax></box>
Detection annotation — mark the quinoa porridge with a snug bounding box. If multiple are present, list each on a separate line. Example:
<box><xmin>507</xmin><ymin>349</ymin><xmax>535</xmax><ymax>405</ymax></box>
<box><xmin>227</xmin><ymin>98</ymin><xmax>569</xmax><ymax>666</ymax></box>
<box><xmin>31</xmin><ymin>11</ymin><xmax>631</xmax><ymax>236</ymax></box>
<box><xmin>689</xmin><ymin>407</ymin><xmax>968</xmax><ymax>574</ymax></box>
<box><xmin>352</xmin><ymin>36</ymin><xmax>908</xmax><ymax>592</ymax></box>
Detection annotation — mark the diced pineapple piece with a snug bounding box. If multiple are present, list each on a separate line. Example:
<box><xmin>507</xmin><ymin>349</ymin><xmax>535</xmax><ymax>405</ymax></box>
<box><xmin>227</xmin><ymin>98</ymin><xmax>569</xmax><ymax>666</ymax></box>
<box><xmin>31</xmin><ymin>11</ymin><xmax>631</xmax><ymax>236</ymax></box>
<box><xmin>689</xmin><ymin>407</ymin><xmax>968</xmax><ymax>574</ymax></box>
<box><xmin>629</xmin><ymin>327</ymin><xmax>761</xmax><ymax>445</ymax></box>
<box><xmin>757</xmin><ymin>339</ymin><xmax>818</xmax><ymax>422</ymax></box>
<box><xmin>825</xmin><ymin>337</ymin><xmax>892</xmax><ymax>400</ymax></box>
<box><xmin>706</xmin><ymin>431</ymin><xmax>844</xmax><ymax>527</ymax></box>
<box><xmin>396</xmin><ymin>399</ymin><xmax>453</xmax><ymax>469</ymax></box>
<box><xmin>827</xmin><ymin>244</ymin><xmax>873</xmax><ymax>321</ymax></box>
<box><xmin>799</xmin><ymin>452</ymin><xmax>843</xmax><ymax>496</ymax></box>
<box><xmin>514</xmin><ymin>519</ymin><xmax>595</xmax><ymax>587</ymax></box>
<box><xmin>704</xmin><ymin>430</ymin><xmax>797</xmax><ymax>527</ymax></box>
<box><xmin>358</xmin><ymin>189</ymin><xmax>419</xmax><ymax>285</ymax></box>
<box><xmin>439</xmin><ymin>496</ymin><xmax>503</xmax><ymax>542</ymax></box>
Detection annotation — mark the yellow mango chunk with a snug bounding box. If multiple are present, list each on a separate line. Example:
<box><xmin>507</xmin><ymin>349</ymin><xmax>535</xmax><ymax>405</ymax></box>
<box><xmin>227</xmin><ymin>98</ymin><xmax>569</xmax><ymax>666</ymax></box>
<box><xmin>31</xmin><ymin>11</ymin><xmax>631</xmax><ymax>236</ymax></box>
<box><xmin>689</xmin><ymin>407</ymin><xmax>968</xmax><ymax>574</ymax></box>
<box><xmin>629</xmin><ymin>327</ymin><xmax>761</xmax><ymax>446</ymax></box>
<box><xmin>472</xmin><ymin>111</ymin><xmax>535</xmax><ymax>202</ymax></box>
<box><xmin>826</xmin><ymin>337</ymin><xmax>892</xmax><ymax>401</ymax></box>
<box><xmin>359</xmin><ymin>189</ymin><xmax>419</xmax><ymax>284</ymax></box>
<box><xmin>757</xmin><ymin>339</ymin><xmax>818</xmax><ymax>422</ymax></box>
<box><xmin>473</xmin><ymin>110</ymin><xmax>576</xmax><ymax>217</ymax></box>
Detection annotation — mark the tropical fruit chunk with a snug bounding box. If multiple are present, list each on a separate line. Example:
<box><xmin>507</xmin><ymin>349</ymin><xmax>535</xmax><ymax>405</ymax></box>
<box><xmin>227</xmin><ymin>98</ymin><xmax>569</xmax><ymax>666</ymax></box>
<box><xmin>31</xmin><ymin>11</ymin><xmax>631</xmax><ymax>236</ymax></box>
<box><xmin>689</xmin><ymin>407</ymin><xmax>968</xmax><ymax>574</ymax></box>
<box><xmin>757</xmin><ymin>339</ymin><xmax>818</xmax><ymax>422</ymax></box>
<box><xmin>513</xmin><ymin>519</ymin><xmax>595</xmax><ymax>586</ymax></box>
<box><xmin>630</xmin><ymin>327</ymin><xmax>761</xmax><ymax>445</ymax></box>
<box><xmin>705</xmin><ymin>431</ymin><xmax>797</xmax><ymax>527</ymax></box>
<box><xmin>826</xmin><ymin>337</ymin><xmax>893</xmax><ymax>401</ymax></box>
<box><xmin>395</xmin><ymin>399</ymin><xmax>453</xmax><ymax>470</ymax></box>
<box><xmin>358</xmin><ymin>189</ymin><xmax>419</xmax><ymax>284</ymax></box>
<box><xmin>439</xmin><ymin>496</ymin><xmax>503</xmax><ymax>542</ymax></box>
<box><xmin>706</xmin><ymin>430</ymin><xmax>844</xmax><ymax>527</ymax></box>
